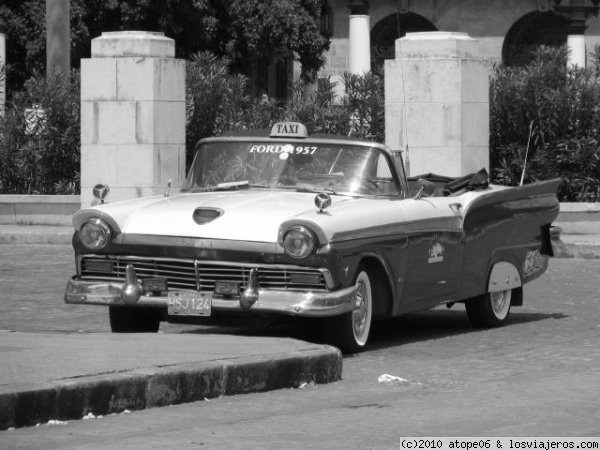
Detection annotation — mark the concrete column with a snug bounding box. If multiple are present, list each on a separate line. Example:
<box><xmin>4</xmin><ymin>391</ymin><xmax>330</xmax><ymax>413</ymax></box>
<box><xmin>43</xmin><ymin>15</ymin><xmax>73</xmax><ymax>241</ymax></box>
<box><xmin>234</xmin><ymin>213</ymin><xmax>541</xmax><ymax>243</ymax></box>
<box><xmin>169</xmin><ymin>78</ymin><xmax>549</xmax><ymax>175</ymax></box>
<box><xmin>80</xmin><ymin>31</ymin><xmax>186</xmax><ymax>207</ymax></box>
<box><xmin>384</xmin><ymin>32</ymin><xmax>489</xmax><ymax>177</ymax></box>
<box><xmin>567</xmin><ymin>34</ymin><xmax>586</xmax><ymax>67</ymax></box>
<box><xmin>348</xmin><ymin>15</ymin><xmax>371</xmax><ymax>74</ymax></box>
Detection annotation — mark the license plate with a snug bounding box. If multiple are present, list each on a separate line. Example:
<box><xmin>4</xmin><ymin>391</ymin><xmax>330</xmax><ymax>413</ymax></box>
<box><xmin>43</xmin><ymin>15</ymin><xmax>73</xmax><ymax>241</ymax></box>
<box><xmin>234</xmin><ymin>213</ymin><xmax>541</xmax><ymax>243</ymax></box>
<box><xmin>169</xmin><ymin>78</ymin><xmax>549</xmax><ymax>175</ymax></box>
<box><xmin>167</xmin><ymin>291</ymin><xmax>212</xmax><ymax>316</ymax></box>
<box><xmin>142</xmin><ymin>278</ymin><xmax>168</xmax><ymax>292</ymax></box>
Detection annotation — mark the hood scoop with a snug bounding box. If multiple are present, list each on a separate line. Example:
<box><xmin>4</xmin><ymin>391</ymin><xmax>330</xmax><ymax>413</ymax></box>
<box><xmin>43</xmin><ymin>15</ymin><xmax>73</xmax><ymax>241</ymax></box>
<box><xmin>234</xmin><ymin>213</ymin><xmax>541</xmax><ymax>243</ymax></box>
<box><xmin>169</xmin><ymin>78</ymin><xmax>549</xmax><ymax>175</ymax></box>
<box><xmin>193</xmin><ymin>207</ymin><xmax>223</xmax><ymax>225</ymax></box>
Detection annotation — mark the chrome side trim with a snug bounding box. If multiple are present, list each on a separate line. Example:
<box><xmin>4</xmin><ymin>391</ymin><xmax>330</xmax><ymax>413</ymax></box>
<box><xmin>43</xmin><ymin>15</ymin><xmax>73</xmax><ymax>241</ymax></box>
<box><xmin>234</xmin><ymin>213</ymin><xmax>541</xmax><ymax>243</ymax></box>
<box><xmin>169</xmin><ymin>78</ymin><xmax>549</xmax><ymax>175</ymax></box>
<box><xmin>331</xmin><ymin>223</ymin><xmax>408</xmax><ymax>243</ymax></box>
<box><xmin>122</xmin><ymin>234</ymin><xmax>278</xmax><ymax>253</ymax></box>
<box><xmin>65</xmin><ymin>277</ymin><xmax>356</xmax><ymax>317</ymax></box>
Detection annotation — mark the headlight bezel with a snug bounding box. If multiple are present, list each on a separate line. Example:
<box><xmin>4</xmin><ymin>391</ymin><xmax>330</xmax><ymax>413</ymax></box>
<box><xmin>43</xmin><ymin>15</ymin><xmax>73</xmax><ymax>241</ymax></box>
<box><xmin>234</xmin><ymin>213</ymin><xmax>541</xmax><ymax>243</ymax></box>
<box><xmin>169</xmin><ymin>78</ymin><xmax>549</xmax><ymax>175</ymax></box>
<box><xmin>80</xmin><ymin>218</ymin><xmax>112</xmax><ymax>251</ymax></box>
<box><xmin>282</xmin><ymin>226</ymin><xmax>317</xmax><ymax>259</ymax></box>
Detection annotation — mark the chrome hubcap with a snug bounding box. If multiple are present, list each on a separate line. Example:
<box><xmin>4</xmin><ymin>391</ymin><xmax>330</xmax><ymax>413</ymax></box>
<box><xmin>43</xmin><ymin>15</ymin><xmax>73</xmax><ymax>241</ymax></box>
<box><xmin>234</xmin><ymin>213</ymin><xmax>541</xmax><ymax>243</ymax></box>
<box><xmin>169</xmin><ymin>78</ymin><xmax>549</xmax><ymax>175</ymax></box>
<box><xmin>353</xmin><ymin>281</ymin><xmax>367</xmax><ymax>338</ymax></box>
<box><xmin>490</xmin><ymin>289</ymin><xmax>511</xmax><ymax>318</ymax></box>
<box><xmin>352</xmin><ymin>272</ymin><xmax>372</xmax><ymax>346</ymax></box>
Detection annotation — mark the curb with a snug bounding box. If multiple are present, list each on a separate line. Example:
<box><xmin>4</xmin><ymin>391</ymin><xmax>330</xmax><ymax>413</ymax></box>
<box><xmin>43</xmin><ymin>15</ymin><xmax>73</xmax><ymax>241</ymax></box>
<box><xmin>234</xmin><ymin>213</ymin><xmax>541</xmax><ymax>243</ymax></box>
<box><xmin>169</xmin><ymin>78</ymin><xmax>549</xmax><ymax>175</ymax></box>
<box><xmin>0</xmin><ymin>226</ymin><xmax>72</xmax><ymax>245</ymax></box>
<box><xmin>563</xmin><ymin>241</ymin><xmax>600</xmax><ymax>260</ymax></box>
<box><xmin>0</xmin><ymin>346</ymin><xmax>342</xmax><ymax>430</ymax></box>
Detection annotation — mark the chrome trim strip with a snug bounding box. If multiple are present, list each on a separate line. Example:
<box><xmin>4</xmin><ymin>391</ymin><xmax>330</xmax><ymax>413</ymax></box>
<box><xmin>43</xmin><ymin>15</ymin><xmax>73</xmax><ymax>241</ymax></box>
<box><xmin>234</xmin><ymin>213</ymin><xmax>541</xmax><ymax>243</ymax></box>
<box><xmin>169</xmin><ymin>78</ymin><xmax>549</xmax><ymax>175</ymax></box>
<box><xmin>331</xmin><ymin>217</ymin><xmax>463</xmax><ymax>243</ymax></box>
<box><xmin>406</xmin><ymin>217</ymin><xmax>462</xmax><ymax>232</ymax></box>
<box><xmin>194</xmin><ymin>259</ymin><xmax>201</xmax><ymax>291</ymax></box>
<box><xmin>122</xmin><ymin>235</ymin><xmax>279</xmax><ymax>253</ymax></box>
<box><xmin>65</xmin><ymin>278</ymin><xmax>356</xmax><ymax>317</ymax></box>
<box><xmin>331</xmin><ymin>223</ymin><xmax>408</xmax><ymax>243</ymax></box>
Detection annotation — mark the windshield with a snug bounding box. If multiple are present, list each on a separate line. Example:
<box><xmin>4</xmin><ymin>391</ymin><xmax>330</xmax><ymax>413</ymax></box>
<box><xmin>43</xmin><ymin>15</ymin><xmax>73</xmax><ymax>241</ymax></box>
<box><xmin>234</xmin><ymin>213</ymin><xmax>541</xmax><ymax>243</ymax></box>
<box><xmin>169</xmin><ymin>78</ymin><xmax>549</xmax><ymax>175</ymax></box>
<box><xmin>183</xmin><ymin>141</ymin><xmax>401</xmax><ymax>197</ymax></box>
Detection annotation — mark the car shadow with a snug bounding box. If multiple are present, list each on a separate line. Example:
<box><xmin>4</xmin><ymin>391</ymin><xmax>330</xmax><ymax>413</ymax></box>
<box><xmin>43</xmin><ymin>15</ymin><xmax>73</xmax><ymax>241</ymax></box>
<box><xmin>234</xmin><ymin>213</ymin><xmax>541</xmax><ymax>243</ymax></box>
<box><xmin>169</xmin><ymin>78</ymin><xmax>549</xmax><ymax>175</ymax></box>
<box><xmin>174</xmin><ymin>307</ymin><xmax>568</xmax><ymax>353</ymax></box>
<box><xmin>365</xmin><ymin>308</ymin><xmax>569</xmax><ymax>352</ymax></box>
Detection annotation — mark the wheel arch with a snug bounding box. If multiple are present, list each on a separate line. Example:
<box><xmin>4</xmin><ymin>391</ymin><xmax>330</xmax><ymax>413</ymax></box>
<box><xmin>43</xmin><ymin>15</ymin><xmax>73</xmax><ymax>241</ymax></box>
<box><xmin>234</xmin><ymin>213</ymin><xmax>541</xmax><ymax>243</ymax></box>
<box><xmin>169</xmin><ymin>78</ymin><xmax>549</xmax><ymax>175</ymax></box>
<box><xmin>356</xmin><ymin>255</ymin><xmax>394</xmax><ymax>318</ymax></box>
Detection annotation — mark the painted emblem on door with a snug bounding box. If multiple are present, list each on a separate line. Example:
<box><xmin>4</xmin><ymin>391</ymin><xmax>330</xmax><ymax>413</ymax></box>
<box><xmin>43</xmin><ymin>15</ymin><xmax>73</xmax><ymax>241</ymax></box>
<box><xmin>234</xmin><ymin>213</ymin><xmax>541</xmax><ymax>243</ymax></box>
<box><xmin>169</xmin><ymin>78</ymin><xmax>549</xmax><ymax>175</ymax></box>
<box><xmin>523</xmin><ymin>249</ymin><xmax>546</xmax><ymax>278</ymax></box>
<box><xmin>428</xmin><ymin>238</ymin><xmax>444</xmax><ymax>263</ymax></box>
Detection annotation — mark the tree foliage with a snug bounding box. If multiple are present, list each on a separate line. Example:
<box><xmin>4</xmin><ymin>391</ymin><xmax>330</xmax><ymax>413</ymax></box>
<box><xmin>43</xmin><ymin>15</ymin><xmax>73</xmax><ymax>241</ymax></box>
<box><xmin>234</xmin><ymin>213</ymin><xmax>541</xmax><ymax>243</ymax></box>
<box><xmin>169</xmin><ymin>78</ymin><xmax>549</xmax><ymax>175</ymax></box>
<box><xmin>0</xmin><ymin>0</ymin><xmax>329</xmax><ymax>95</ymax></box>
<box><xmin>223</xmin><ymin>0</ymin><xmax>328</xmax><ymax>82</ymax></box>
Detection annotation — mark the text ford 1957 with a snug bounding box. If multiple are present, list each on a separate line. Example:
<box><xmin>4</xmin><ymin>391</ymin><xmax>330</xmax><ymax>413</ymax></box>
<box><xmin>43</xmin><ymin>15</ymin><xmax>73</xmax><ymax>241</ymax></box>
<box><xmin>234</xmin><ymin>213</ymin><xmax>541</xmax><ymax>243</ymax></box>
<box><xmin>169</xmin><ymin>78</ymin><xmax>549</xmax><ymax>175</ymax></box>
<box><xmin>65</xmin><ymin>122</ymin><xmax>560</xmax><ymax>353</ymax></box>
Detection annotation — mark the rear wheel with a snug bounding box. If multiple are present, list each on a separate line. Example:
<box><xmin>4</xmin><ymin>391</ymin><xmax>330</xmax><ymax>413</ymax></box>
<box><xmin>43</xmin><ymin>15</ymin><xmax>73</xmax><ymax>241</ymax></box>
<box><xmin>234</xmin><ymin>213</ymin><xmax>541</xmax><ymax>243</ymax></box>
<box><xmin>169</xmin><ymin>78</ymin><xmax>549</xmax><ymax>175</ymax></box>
<box><xmin>465</xmin><ymin>287</ymin><xmax>520</xmax><ymax>328</ymax></box>
<box><xmin>323</xmin><ymin>266</ymin><xmax>373</xmax><ymax>353</ymax></box>
<box><xmin>109</xmin><ymin>306</ymin><xmax>160</xmax><ymax>333</ymax></box>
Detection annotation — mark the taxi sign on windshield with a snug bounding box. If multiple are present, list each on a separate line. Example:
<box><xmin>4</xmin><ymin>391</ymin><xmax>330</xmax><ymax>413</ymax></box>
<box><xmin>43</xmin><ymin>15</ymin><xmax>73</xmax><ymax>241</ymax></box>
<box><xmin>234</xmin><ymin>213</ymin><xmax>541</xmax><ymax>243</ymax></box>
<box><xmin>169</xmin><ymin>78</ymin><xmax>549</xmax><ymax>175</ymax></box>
<box><xmin>270</xmin><ymin>122</ymin><xmax>308</xmax><ymax>138</ymax></box>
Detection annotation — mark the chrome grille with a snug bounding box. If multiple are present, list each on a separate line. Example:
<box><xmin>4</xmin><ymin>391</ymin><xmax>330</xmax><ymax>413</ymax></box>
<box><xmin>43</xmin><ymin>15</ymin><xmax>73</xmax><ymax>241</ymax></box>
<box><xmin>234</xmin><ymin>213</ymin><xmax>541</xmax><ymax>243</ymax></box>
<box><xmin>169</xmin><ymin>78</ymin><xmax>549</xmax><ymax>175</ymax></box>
<box><xmin>80</xmin><ymin>256</ymin><xmax>328</xmax><ymax>291</ymax></box>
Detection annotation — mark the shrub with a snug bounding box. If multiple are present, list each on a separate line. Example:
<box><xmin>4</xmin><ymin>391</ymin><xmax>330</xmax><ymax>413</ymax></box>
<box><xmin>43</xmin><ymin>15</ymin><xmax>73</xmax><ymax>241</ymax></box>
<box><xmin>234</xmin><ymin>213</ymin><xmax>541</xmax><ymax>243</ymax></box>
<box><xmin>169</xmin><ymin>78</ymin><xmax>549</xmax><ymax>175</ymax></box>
<box><xmin>0</xmin><ymin>71</ymin><xmax>80</xmax><ymax>194</ymax></box>
<box><xmin>186</xmin><ymin>53</ymin><xmax>385</xmax><ymax>165</ymax></box>
<box><xmin>490</xmin><ymin>46</ymin><xmax>600</xmax><ymax>201</ymax></box>
<box><xmin>281</xmin><ymin>72</ymin><xmax>385</xmax><ymax>142</ymax></box>
<box><xmin>186</xmin><ymin>52</ymin><xmax>281</xmax><ymax>165</ymax></box>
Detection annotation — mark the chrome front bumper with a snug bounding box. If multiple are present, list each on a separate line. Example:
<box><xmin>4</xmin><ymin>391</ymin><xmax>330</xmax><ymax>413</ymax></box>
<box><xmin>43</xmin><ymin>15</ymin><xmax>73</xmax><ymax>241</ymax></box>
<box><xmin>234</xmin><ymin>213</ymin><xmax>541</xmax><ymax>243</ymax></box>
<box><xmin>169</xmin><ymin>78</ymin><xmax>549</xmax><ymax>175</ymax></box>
<box><xmin>64</xmin><ymin>277</ymin><xmax>357</xmax><ymax>317</ymax></box>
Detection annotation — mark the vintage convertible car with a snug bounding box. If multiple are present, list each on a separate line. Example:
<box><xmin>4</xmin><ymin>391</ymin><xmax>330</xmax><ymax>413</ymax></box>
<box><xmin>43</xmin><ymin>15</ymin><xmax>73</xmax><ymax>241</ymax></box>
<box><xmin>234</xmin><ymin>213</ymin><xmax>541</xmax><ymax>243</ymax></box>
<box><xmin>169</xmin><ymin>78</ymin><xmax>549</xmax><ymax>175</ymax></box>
<box><xmin>65</xmin><ymin>122</ymin><xmax>560</xmax><ymax>353</ymax></box>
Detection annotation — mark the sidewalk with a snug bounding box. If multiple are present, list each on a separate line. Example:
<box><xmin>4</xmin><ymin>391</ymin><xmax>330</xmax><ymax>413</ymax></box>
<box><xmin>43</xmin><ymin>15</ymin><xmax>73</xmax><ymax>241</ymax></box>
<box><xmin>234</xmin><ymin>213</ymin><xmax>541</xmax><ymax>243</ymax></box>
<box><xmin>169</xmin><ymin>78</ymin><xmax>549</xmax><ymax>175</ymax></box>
<box><xmin>0</xmin><ymin>225</ymin><xmax>599</xmax><ymax>258</ymax></box>
<box><xmin>0</xmin><ymin>331</ymin><xmax>342</xmax><ymax>430</ymax></box>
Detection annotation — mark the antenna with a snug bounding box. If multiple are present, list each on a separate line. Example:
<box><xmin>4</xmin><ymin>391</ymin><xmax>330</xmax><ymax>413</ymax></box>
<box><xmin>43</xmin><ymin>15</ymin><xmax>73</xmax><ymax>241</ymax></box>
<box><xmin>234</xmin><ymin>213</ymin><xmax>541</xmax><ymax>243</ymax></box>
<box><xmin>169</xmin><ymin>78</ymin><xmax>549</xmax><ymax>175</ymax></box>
<box><xmin>397</xmin><ymin>2</ymin><xmax>410</xmax><ymax>176</ymax></box>
<box><xmin>519</xmin><ymin>121</ymin><xmax>534</xmax><ymax>186</ymax></box>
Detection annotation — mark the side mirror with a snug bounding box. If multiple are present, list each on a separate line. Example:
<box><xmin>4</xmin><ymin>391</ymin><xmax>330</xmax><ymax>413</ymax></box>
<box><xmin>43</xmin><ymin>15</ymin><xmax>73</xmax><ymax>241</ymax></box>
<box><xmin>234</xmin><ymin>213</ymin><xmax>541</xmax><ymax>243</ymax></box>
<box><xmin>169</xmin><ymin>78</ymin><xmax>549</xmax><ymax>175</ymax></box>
<box><xmin>413</xmin><ymin>179</ymin><xmax>435</xmax><ymax>199</ymax></box>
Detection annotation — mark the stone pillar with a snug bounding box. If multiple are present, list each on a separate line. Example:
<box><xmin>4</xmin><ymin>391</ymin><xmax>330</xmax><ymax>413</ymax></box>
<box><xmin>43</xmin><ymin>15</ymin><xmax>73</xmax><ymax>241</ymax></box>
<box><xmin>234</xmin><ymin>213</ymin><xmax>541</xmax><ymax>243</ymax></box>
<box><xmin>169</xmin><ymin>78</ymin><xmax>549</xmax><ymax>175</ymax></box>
<box><xmin>567</xmin><ymin>34</ymin><xmax>586</xmax><ymax>67</ymax></box>
<box><xmin>566</xmin><ymin>8</ymin><xmax>588</xmax><ymax>68</ymax></box>
<box><xmin>384</xmin><ymin>32</ymin><xmax>489</xmax><ymax>177</ymax></box>
<box><xmin>80</xmin><ymin>31</ymin><xmax>186</xmax><ymax>207</ymax></box>
<box><xmin>348</xmin><ymin>15</ymin><xmax>371</xmax><ymax>74</ymax></box>
<box><xmin>348</xmin><ymin>0</ymin><xmax>371</xmax><ymax>74</ymax></box>
<box><xmin>553</xmin><ymin>0</ymin><xmax>600</xmax><ymax>69</ymax></box>
<box><xmin>565</xmin><ymin>2</ymin><xmax>588</xmax><ymax>68</ymax></box>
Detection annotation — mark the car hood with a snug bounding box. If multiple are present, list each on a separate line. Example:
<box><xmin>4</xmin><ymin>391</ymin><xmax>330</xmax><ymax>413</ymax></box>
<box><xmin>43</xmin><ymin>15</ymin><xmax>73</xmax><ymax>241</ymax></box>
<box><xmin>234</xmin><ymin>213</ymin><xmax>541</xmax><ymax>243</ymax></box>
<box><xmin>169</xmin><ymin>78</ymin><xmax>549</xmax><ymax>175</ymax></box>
<box><xmin>74</xmin><ymin>190</ymin><xmax>359</xmax><ymax>243</ymax></box>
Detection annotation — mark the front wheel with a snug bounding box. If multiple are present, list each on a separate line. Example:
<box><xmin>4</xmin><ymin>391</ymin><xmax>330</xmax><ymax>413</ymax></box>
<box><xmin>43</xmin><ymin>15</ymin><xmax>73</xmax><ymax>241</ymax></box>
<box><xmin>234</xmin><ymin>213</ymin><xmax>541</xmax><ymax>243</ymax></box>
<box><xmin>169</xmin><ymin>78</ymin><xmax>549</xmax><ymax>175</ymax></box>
<box><xmin>323</xmin><ymin>266</ymin><xmax>374</xmax><ymax>354</ymax></box>
<box><xmin>465</xmin><ymin>287</ymin><xmax>521</xmax><ymax>328</ymax></box>
<box><xmin>109</xmin><ymin>306</ymin><xmax>161</xmax><ymax>333</ymax></box>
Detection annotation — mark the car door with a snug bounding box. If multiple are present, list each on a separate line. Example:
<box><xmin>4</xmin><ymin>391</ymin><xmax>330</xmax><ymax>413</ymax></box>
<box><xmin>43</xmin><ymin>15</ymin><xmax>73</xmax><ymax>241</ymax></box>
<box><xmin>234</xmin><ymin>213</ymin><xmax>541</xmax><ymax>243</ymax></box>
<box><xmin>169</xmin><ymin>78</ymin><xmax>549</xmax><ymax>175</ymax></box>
<box><xmin>400</xmin><ymin>197</ymin><xmax>464</xmax><ymax>307</ymax></box>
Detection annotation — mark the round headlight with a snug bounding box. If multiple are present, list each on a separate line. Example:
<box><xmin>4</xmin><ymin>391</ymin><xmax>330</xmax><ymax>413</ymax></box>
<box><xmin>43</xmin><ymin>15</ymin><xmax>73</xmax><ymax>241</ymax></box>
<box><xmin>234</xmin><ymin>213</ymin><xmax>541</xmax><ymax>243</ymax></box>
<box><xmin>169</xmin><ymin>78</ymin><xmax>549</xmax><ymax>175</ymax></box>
<box><xmin>80</xmin><ymin>219</ymin><xmax>112</xmax><ymax>251</ymax></box>
<box><xmin>283</xmin><ymin>226</ymin><xmax>316</xmax><ymax>258</ymax></box>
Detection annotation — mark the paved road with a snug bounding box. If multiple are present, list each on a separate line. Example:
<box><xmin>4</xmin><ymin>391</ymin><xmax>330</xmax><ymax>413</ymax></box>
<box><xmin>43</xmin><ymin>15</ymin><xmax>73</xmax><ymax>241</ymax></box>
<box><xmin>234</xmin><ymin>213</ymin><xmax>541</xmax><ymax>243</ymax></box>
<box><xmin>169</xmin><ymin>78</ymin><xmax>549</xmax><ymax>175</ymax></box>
<box><xmin>1</xmin><ymin>247</ymin><xmax>599</xmax><ymax>448</ymax></box>
<box><xmin>0</xmin><ymin>245</ymin><xmax>206</xmax><ymax>335</ymax></box>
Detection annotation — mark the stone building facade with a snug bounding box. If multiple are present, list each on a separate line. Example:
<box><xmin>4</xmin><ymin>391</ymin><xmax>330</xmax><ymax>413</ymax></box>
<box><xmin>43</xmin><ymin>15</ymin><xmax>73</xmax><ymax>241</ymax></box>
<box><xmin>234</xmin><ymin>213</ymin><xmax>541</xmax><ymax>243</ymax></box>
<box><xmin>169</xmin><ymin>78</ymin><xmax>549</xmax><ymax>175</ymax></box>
<box><xmin>318</xmin><ymin>0</ymin><xmax>600</xmax><ymax>79</ymax></box>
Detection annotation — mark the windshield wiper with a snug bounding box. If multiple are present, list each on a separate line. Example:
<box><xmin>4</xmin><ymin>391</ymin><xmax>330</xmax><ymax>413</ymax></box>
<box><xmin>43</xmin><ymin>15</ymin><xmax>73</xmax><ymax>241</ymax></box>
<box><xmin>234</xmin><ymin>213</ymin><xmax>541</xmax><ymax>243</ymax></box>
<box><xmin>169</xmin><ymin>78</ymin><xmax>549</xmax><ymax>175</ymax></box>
<box><xmin>212</xmin><ymin>181</ymin><xmax>250</xmax><ymax>191</ymax></box>
<box><xmin>286</xmin><ymin>185</ymin><xmax>338</xmax><ymax>195</ymax></box>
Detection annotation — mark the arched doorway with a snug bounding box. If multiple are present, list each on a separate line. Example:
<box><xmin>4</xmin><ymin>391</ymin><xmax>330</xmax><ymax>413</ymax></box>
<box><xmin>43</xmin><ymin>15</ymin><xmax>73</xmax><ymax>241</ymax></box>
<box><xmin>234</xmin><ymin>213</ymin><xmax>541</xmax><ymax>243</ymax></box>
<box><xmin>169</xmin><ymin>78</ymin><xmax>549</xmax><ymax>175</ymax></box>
<box><xmin>371</xmin><ymin>12</ymin><xmax>437</xmax><ymax>71</ymax></box>
<box><xmin>503</xmin><ymin>12</ymin><xmax>568</xmax><ymax>66</ymax></box>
